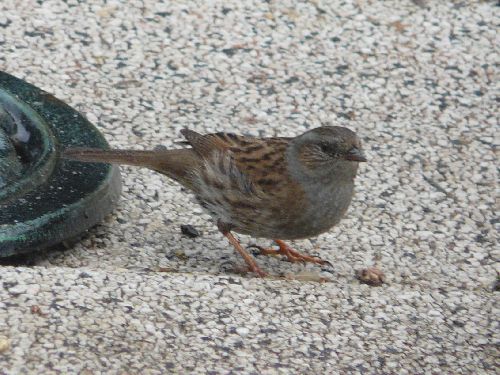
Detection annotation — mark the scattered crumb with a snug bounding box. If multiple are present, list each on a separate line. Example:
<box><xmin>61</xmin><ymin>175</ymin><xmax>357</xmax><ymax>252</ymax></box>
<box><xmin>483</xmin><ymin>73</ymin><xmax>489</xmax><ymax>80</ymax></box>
<box><xmin>284</xmin><ymin>271</ymin><xmax>331</xmax><ymax>283</ymax></box>
<box><xmin>174</xmin><ymin>251</ymin><xmax>188</xmax><ymax>260</ymax></box>
<box><xmin>30</xmin><ymin>305</ymin><xmax>47</xmax><ymax>317</ymax></box>
<box><xmin>0</xmin><ymin>336</ymin><xmax>10</xmax><ymax>353</ymax></box>
<box><xmin>356</xmin><ymin>267</ymin><xmax>385</xmax><ymax>286</ymax></box>
<box><xmin>157</xmin><ymin>267</ymin><xmax>175</xmax><ymax>273</ymax></box>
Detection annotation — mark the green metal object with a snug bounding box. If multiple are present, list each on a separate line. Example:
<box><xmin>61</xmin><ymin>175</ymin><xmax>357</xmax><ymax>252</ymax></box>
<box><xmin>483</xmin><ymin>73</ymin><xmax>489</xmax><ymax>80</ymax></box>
<box><xmin>0</xmin><ymin>72</ymin><xmax>121</xmax><ymax>257</ymax></box>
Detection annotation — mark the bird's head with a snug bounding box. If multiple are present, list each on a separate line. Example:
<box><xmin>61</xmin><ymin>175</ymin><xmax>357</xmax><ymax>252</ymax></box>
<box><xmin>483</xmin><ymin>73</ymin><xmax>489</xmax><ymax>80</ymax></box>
<box><xmin>288</xmin><ymin>126</ymin><xmax>366</xmax><ymax>181</ymax></box>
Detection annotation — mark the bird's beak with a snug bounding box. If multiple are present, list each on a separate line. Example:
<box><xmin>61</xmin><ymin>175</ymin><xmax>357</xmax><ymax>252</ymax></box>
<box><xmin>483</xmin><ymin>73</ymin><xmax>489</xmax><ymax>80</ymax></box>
<box><xmin>345</xmin><ymin>147</ymin><xmax>367</xmax><ymax>162</ymax></box>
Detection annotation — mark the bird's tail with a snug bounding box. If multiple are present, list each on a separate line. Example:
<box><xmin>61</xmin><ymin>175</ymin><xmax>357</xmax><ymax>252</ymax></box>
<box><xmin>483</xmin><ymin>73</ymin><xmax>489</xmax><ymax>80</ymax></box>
<box><xmin>62</xmin><ymin>147</ymin><xmax>199</xmax><ymax>188</ymax></box>
<box><xmin>62</xmin><ymin>147</ymin><xmax>163</xmax><ymax>169</ymax></box>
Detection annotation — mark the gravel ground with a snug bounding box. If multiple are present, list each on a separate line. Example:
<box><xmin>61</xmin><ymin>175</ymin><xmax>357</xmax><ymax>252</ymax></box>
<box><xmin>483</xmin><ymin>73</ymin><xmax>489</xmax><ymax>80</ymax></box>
<box><xmin>0</xmin><ymin>0</ymin><xmax>498</xmax><ymax>374</ymax></box>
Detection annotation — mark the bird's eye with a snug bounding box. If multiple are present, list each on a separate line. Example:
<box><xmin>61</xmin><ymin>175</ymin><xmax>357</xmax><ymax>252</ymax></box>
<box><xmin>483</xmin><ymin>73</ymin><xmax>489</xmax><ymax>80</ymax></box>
<box><xmin>319</xmin><ymin>143</ymin><xmax>335</xmax><ymax>155</ymax></box>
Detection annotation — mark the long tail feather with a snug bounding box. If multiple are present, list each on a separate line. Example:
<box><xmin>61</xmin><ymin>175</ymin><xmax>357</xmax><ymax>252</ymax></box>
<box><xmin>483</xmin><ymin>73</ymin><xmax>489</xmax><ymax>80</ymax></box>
<box><xmin>62</xmin><ymin>147</ymin><xmax>161</xmax><ymax>168</ymax></box>
<box><xmin>63</xmin><ymin>147</ymin><xmax>200</xmax><ymax>190</ymax></box>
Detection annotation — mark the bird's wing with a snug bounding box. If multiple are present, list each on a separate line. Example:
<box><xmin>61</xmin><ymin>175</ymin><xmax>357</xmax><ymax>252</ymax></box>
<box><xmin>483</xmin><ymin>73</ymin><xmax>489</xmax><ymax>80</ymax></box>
<box><xmin>231</xmin><ymin>137</ymin><xmax>291</xmax><ymax>186</ymax></box>
<box><xmin>184</xmin><ymin>131</ymin><xmax>307</xmax><ymax>237</ymax></box>
<box><xmin>181</xmin><ymin>128</ymin><xmax>260</xmax><ymax>156</ymax></box>
<box><xmin>181</xmin><ymin>130</ymin><xmax>308</xmax><ymax>236</ymax></box>
<box><xmin>181</xmin><ymin>128</ymin><xmax>293</xmax><ymax>181</ymax></box>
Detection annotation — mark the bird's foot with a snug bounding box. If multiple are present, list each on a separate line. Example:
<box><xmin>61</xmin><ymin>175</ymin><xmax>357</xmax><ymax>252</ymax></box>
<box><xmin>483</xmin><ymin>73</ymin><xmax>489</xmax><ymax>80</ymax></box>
<box><xmin>249</xmin><ymin>239</ymin><xmax>331</xmax><ymax>266</ymax></box>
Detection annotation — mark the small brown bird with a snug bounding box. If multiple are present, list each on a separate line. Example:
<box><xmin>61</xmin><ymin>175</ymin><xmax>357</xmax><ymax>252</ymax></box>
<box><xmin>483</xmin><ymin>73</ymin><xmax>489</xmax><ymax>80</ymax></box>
<box><xmin>63</xmin><ymin>126</ymin><xmax>366</xmax><ymax>277</ymax></box>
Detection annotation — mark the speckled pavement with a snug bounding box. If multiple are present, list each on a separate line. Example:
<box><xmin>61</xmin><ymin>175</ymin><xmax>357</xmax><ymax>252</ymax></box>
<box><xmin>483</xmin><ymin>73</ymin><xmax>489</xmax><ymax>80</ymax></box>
<box><xmin>0</xmin><ymin>1</ymin><xmax>498</xmax><ymax>373</ymax></box>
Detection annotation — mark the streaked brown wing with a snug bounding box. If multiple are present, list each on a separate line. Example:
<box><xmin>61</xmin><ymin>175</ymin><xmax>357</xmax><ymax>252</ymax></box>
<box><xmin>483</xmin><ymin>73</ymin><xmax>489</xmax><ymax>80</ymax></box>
<box><xmin>181</xmin><ymin>128</ymin><xmax>292</xmax><ymax>184</ymax></box>
<box><xmin>181</xmin><ymin>129</ymin><xmax>308</xmax><ymax>236</ymax></box>
<box><xmin>231</xmin><ymin>137</ymin><xmax>291</xmax><ymax>190</ymax></box>
<box><xmin>181</xmin><ymin>129</ymin><xmax>260</xmax><ymax>156</ymax></box>
<box><xmin>182</xmin><ymin>128</ymin><xmax>303</xmax><ymax>198</ymax></box>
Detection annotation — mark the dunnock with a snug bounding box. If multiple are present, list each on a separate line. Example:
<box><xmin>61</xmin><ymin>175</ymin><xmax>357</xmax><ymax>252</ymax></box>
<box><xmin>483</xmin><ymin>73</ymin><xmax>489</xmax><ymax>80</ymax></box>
<box><xmin>64</xmin><ymin>126</ymin><xmax>366</xmax><ymax>277</ymax></box>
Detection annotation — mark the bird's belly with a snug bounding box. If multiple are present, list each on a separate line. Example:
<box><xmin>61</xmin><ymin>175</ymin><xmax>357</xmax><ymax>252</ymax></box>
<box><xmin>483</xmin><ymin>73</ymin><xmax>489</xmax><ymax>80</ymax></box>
<box><xmin>233</xmin><ymin>183</ymin><xmax>354</xmax><ymax>240</ymax></box>
<box><xmin>289</xmin><ymin>199</ymin><xmax>351</xmax><ymax>239</ymax></box>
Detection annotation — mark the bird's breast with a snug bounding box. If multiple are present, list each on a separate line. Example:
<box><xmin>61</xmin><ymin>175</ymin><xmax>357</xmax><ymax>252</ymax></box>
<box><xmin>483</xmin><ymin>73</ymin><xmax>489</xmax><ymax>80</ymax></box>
<box><xmin>231</xmin><ymin>180</ymin><xmax>355</xmax><ymax>240</ymax></box>
<box><xmin>286</xmin><ymin>180</ymin><xmax>355</xmax><ymax>239</ymax></box>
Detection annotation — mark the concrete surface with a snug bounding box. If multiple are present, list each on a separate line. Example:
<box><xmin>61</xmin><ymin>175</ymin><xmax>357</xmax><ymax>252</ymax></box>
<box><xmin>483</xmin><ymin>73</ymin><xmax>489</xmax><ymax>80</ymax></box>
<box><xmin>0</xmin><ymin>0</ymin><xmax>498</xmax><ymax>374</ymax></box>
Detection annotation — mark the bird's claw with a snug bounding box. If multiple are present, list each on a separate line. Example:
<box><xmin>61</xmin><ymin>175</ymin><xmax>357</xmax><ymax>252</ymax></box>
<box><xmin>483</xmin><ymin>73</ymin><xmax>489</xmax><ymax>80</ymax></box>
<box><xmin>248</xmin><ymin>241</ymin><xmax>331</xmax><ymax>267</ymax></box>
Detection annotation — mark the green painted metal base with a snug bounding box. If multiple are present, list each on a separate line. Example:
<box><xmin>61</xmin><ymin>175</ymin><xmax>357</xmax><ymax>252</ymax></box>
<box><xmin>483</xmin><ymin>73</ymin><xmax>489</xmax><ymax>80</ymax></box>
<box><xmin>0</xmin><ymin>72</ymin><xmax>121</xmax><ymax>257</ymax></box>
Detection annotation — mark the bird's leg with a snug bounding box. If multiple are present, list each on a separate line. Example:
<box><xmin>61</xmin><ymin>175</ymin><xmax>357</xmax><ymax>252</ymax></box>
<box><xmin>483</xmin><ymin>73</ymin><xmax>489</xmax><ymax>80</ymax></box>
<box><xmin>250</xmin><ymin>239</ymin><xmax>331</xmax><ymax>266</ymax></box>
<box><xmin>217</xmin><ymin>221</ymin><xmax>267</xmax><ymax>277</ymax></box>
<box><xmin>222</xmin><ymin>232</ymin><xmax>268</xmax><ymax>277</ymax></box>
